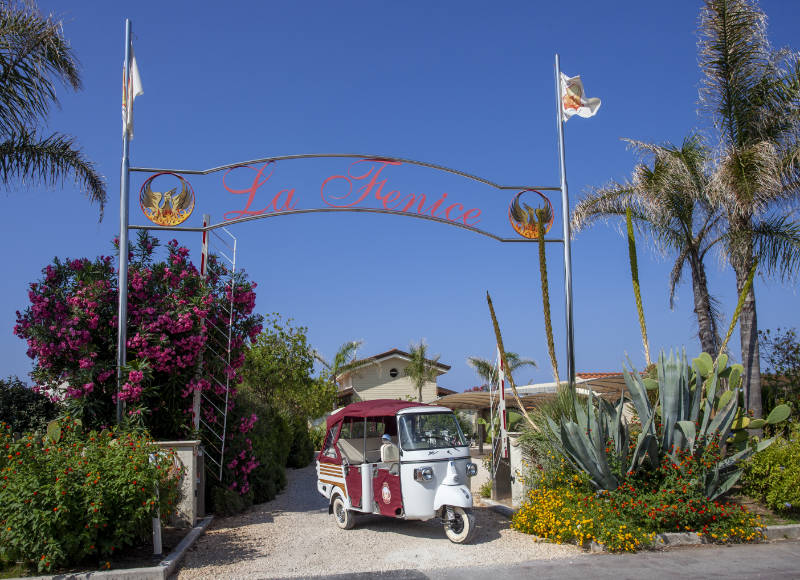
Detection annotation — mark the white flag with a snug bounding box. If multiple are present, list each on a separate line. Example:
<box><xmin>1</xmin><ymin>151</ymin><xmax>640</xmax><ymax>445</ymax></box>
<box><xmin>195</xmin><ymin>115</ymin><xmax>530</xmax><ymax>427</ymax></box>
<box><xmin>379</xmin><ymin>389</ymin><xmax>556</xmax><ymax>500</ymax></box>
<box><xmin>560</xmin><ymin>72</ymin><xmax>600</xmax><ymax>121</ymax></box>
<box><xmin>122</xmin><ymin>47</ymin><xmax>144</xmax><ymax>138</ymax></box>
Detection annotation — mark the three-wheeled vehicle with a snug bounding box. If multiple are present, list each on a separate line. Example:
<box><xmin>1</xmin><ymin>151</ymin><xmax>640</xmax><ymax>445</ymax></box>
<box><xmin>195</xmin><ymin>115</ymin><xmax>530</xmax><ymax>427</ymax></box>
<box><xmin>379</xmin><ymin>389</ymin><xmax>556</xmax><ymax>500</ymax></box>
<box><xmin>316</xmin><ymin>399</ymin><xmax>478</xmax><ymax>543</ymax></box>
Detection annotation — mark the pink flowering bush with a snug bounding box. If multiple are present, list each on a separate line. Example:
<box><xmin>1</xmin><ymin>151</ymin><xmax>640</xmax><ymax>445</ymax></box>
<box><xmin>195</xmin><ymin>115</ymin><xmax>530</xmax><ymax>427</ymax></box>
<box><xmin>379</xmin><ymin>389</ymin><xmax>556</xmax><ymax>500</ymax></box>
<box><xmin>14</xmin><ymin>232</ymin><xmax>263</xmax><ymax>445</ymax></box>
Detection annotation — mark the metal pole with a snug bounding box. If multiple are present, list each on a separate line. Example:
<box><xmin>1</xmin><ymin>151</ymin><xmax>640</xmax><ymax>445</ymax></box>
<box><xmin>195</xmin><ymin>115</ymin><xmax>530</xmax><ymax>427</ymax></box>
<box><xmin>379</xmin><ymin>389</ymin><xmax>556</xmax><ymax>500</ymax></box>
<box><xmin>554</xmin><ymin>53</ymin><xmax>576</xmax><ymax>391</ymax></box>
<box><xmin>116</xmin><ymin>19</ymin><xmax>132</xmax><ymax>424</ymax></box>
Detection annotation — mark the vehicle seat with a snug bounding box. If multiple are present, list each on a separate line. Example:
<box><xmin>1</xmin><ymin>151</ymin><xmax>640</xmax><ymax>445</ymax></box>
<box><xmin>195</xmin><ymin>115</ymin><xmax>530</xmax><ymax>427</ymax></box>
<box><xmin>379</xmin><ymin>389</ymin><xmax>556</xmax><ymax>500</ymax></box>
<box><xmin>337</xmin><ymin>439</ymin><xmax>364</xmax><ymax>464</ymax></box>
<box><xmin>380</xmin><ymin>443</ymin><xmax>399</xmax><ymax>475</ymax></box>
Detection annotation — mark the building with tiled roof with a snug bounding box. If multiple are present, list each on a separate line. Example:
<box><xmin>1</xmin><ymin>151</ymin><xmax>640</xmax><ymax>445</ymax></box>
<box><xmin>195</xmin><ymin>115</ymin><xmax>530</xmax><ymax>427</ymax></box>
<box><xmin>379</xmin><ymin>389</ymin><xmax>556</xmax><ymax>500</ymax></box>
<box><xmin>336</xmin><ymin>348</ymin><xmax>453</xmax><ymax>405</ymax></box>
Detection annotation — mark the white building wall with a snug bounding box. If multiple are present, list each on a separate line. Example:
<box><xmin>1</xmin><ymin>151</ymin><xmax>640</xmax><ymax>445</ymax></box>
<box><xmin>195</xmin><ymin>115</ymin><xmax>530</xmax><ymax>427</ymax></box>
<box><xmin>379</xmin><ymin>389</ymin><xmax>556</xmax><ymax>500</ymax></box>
<box><xmin>348</xmin><ymin>358</ymin><xmax>439</xmax><ymax>402</ymax></box>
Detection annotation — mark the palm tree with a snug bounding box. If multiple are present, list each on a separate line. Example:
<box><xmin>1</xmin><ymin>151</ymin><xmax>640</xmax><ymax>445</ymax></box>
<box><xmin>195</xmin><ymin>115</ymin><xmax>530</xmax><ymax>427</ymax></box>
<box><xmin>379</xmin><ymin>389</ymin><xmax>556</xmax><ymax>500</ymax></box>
<box><xmin>698</xmin><ymin>0</ymin><xmax>800</xmax><ymax>417</ymax></box>
<box><xmin>0</xmin><ymin>2</ymin><xmax>105</xmax><ymax>213</ymax></box>
<box><xmin>314</xmin><ymin>340</ymin><xmax>362</xmax><ymax>389</ymax></box>
<box><xmin>467</xmin><ymin>352</ymin><xmax>537</xmax><ymax>388</ymax></box>
<box><xmin>405</xmin><ymin>340</ymin><xmax>440</xmax><ymax>402</ymax></box>
<box><xmin>573</xmin><ymin>136</ymin><xmax>724</xmax><ymax>357</ymax></box>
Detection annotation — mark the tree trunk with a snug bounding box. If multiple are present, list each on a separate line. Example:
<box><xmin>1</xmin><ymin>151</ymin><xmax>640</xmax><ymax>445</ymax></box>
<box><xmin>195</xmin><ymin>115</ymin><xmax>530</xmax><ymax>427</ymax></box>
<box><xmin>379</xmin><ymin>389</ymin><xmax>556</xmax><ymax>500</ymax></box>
<box><xmin>688</xmin><ymin>252</ymin><xmax>718</xmax><ymax>356</ymax></box>
<box><xmin>733</xmin><ymin>244</ymin><xmax>763</xmax><ymax>419</ymax></box>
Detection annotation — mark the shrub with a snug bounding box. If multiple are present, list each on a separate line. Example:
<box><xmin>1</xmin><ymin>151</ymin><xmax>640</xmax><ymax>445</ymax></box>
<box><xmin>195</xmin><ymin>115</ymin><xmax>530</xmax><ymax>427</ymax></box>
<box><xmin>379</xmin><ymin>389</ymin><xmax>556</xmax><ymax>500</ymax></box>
<box><xmin>742</xmin><ymin>424</ymin><xmax>800</xmax><ymax>514</ymax></box>
<box><xmin>512</xmin><ymin>453</ymin><xmax>765</xmax><ymax>552</ymax></box>
<box><xmin>13</xmin><ymin>233</ymin><xmax>262</xmax><ymax>442</ymax></box>
<box><xmin>479</xmin><ymin>480</ymin><xmax>492</xmax><ymax>498</ymax></box>
<box><xmin>205</xmin><ymin>388</ymin><xmax>292</xmax><ymax>513</ymax></box>
<box><xmin>309</xmin><ymin>424</ymin><xmax>325</xmax><ymax>451</ymax></box>
<box><xmin>0</xmin><ymin>376</ymin><xmax>58</xmax><ymax>433</ymax></box>
<box><xmin>287</xmin><ymin>417</ymin><xmax>314</xmax><ymax>469</ymax></box>
<box><xmin>0</xmin><ymin>420</ymin><xmax>181</xmax><ymax>573</ymax></box>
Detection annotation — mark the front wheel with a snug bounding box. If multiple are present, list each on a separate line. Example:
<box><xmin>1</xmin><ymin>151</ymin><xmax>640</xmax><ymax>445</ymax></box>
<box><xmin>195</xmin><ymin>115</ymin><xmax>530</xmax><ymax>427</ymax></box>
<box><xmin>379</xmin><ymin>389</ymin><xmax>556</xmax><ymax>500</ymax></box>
<box><xmin>332</xmin><ymin>495</ymin><xmax>355</xmax><ymax>530</ymax></box>
<box><xmin>444</xmin><ymin>506</ymin><xmax>475</xmax><ymax>543</ymax></box>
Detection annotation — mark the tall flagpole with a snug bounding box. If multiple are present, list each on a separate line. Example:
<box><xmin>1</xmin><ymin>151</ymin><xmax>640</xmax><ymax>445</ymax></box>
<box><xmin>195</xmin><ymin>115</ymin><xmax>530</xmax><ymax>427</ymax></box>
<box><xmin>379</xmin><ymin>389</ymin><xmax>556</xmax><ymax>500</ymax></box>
<box><xmin>116</xmin><ymin>19</ymin><xmax>132</xmax><ymax>424</ymax></box>
<box><xmin>554</xmin><ymin>53</ymin><xmax>576</xmax><ymax>391</ymax></box>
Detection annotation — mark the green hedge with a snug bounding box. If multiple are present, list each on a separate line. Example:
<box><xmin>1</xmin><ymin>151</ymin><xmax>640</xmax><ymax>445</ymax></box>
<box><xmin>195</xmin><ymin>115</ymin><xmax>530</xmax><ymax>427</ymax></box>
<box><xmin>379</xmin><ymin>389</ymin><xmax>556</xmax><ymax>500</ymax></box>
<box><xmin>0</xmin><ymin>420</ymin><xmax>181</xmax><ymax>573</ymax></box>
<box><xmin>742</xmin><ymin>423</ymin><xmax>800</xmax><ymax>514</ymax></box>
<box><xmin>206</xmin><ymin>388</ymin><xmax>317</xmax><ymax>515</ymax></box>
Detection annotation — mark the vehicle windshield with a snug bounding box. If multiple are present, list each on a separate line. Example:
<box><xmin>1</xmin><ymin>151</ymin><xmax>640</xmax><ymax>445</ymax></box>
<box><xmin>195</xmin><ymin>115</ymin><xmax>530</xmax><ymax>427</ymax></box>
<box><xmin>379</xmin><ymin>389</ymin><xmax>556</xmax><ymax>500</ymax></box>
<box><xmin>398</xmin><ymin>412</ymin><xmax>467</xmax><ymax>450</ymax></box>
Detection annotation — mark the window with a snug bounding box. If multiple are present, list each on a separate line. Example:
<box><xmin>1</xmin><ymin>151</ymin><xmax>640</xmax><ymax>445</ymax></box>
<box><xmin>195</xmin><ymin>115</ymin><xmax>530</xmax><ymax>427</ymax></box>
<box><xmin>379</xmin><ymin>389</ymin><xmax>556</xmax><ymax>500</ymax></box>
<box><xmin>398</xmin><ymin>412</ymin><xmax>467</xmax><ymax>450</ymax></box>
<box><xmin>322</xmin><ymin>422</ymin><xmax>341</xmax><ymax>458</ymax></box>
<box><xmin>389</xmin><ymin>368</ymin><xmax>399</xmax><ymax>378</ymax></box>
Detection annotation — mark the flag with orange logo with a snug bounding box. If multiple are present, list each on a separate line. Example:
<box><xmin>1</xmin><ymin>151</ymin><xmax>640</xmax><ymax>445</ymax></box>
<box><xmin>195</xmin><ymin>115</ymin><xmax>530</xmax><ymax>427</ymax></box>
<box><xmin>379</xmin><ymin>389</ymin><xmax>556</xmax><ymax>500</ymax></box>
<box><xmin>560</xmin><ymin>72</ymin><xmax>600</xmax><ymax>121</ymax></box>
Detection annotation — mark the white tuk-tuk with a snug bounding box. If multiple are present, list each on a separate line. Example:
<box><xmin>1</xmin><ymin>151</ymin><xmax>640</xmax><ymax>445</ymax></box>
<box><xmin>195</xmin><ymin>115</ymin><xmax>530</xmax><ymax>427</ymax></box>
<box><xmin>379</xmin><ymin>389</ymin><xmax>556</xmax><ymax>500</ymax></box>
<box><xmin>317</xmin><ymin>399</ymin><xmax>478</xmax><ymax>543</ymax></box>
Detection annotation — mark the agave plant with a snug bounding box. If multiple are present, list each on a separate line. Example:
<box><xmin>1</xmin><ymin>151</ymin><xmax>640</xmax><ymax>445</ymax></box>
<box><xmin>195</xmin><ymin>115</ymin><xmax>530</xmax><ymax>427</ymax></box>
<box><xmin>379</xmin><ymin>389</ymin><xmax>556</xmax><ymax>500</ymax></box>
<box><xmin>547</xmin><ymin>350</ymin><xmax>791</xmax><ymax>499</ymax></box>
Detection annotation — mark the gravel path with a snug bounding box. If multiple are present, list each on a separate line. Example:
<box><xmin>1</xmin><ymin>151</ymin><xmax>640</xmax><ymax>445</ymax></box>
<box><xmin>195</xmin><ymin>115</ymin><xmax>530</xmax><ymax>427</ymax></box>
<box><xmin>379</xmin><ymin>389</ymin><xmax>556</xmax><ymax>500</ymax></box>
<box><xmin>175</xmin><ymin>462</ymin><xmax>579</xmax><ymax>579</ymax></box>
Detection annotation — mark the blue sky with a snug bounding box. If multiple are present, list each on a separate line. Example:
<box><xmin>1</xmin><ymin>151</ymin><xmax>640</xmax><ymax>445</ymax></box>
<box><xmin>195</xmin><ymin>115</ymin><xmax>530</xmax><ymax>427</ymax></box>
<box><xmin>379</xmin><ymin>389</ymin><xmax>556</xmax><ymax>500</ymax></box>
<box><xmin>2</xmin><ymin>1</ymin><xmax>798</xmax><ymax>391</ymax></box>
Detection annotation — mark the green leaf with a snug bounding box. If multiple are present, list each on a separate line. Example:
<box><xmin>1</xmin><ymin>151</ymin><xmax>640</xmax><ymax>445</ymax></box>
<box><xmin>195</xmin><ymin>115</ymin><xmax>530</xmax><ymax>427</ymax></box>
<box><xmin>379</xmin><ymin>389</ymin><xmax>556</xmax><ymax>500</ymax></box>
<box><xmin>727</xmin><ymin>365</ymin><xmax>743</xmax><ymax>391</ymax></box>
<box><xmin>46</xmin><ymin>420</ymin><xmax>61</xmax><ymax>443</ymax></box>
<box><xmin>643</xmin><ymin>378</ymin><xmax>659</xmax><ymax>391</ymax></box>
<box><xmin>748</xmin><ymin>418</ymin><xmax>767</xmax><ymax>429</ymax></box>
<box><xmin>675</xmin><ymin>420</ymin><xmax>696</xmax><ymax>451</ymax></box>
<box><xmin>717</xmin><ymin>390</ymin><xmax>734</xmax><ymax>412</ymax></box>
<box><xmin>693</xmin><ymin>353</ymin><xmax>713</xmax><ymax>377</ymax></box>
<box><xmin>726</xmin><ymin>430</ymin><xmax>749</xmax><ymax>445</ymax></box>
<box><xmin>766</xmin><ymin>404</ymin><xmax>791</xmax><ymax>425</ymax></box>
<box><xmin>715</xmin><ymin>353</ymin><xmax>728</xmax><ymax>371</ymax></box>
<box><xmin>731</xmin><ymin>414</ymin><xmax>750</xmax><ymax>430</ymax></box>
<box><xmin>709</xmin><ymin>470</ymin><xmax>743</xmax><ymax>501</ymax></box>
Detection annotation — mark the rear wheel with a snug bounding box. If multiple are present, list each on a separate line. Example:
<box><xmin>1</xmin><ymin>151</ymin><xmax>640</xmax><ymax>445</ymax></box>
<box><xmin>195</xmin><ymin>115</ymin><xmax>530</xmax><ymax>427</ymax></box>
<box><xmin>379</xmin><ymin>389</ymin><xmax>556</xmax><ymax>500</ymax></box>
<box><xmin>332</xmin><ymin>495</ymin><xmax>355</xmax><ymax>530</ymax></box>
<box><xmin>444</xmin><ymin>506</ymin><xmax>475</xmax><ymax>543</ymax></box>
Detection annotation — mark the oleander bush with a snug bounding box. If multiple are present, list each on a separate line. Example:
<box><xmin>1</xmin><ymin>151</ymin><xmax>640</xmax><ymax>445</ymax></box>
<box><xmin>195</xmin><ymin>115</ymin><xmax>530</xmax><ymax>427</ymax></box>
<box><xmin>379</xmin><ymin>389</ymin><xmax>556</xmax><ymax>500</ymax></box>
<box><xmin>741</xmin><ymin>423</ymin><xmax>800</xmax><ymax>514</ymax></box>
<box><xmin>0</xmin><ymin>419</ymin><xmax>181</xmax><ymax>573</ymax></box>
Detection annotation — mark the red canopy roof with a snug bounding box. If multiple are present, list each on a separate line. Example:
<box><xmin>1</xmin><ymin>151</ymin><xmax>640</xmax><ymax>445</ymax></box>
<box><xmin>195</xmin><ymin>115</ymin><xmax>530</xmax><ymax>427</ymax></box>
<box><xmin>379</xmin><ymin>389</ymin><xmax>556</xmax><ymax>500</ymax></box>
<box><xmin>326</xmin><ymin>399</ymin><xmax>433</xmax><ymax>428</ymax></box>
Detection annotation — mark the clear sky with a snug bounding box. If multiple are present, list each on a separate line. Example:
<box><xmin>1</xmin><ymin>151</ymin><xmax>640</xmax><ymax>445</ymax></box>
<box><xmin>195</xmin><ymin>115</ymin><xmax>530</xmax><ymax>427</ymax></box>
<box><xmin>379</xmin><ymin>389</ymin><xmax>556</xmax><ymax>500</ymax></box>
<box><xmin>2</xmin><ymin>1</ymin><xmax>798</xmax><ymax>392</ymax></box>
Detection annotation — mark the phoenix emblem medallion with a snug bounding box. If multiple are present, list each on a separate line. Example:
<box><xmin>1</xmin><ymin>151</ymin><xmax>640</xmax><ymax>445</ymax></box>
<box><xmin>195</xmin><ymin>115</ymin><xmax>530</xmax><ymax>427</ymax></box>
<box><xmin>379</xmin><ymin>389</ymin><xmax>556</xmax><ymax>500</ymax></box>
<box><xmin>508</xmin><ymin>190</ymin><xmax>554</xmax><ymax>239</ymax></box>
<box><xmin>139</xmin><ymin>172</ymin><xmax>195</xmax><ymax>226</ymax></box>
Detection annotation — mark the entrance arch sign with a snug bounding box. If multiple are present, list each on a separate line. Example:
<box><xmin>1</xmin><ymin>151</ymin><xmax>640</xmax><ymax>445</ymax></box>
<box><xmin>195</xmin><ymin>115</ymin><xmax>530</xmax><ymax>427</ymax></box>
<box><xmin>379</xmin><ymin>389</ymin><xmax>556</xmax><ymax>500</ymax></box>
<box><xmin>117</xmin><ymin>20</ymin><xmax>592</xmax><ymax>482</ymax></box>
<box><xmin>129</xmin><ymin>154</ymin><xmax>562</xmax><ymax>244</ymax></box>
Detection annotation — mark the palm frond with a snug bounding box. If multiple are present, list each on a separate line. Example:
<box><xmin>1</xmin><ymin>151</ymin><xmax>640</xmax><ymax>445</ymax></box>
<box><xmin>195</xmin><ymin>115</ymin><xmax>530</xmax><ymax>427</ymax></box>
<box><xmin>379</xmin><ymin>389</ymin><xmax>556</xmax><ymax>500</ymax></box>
<box><xmin>0</xmin><ymin>130</ymin><xmax>106</xmax><ymax>215</ymax></box>
<box><xmin>710</xmin><ymin>140</ymin><xmax>783</xmax><ymax>217</ymax></box>
<box><xmin>332</xmin><ymin>340</ymin><xmax>362</xmax><ymax>371</ymax></box>
<box><xmin>571</xmin><ymin>181</ymin><xmax>640</xmax><ymax>233</ymax></box>
<box><xmin>467</xmin><ymin>356</ymin><xmax>496</xmax><ymax>385</ymax></box>
<box><xmin>0</xmin><ymin>2</ymin><xmax>81</xmax><ymax>133</ymax></box>
<box><xmin>668</xmin><ymin>245</ymin><xmax>692</xmax><ymax>309</ymax></box>
<box><xmin>749</xmin><ymin>215</ymin><xmax>800</xmax><ymax>280</ymax></box>
<box><xmin>698</xmin><ymin>0</ymin><xmax>772</xmax><ymax>148</ymax></box>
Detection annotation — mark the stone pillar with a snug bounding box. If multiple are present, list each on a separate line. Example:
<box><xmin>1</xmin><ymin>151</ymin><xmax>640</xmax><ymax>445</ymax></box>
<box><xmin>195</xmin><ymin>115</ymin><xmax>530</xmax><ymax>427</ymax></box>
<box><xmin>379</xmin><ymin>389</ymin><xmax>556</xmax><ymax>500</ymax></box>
<box><xmin>508</xmin><ymin>432</ymin><xmax>524</xmax><ymax>508</ymax></box>
<box><xmin>156</xmin><ymin>440</ymin><xmax>201</xmax><ymax>528</ymax></box>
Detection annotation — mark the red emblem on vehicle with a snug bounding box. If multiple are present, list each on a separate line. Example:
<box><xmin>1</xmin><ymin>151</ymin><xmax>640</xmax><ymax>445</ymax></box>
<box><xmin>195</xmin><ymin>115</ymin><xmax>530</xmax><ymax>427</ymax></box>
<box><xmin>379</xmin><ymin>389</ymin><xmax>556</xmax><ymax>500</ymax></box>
<box><xmin>382</xmin><ymin>482</ymin><xmax>392</xmax><ymax>504</ymax></box>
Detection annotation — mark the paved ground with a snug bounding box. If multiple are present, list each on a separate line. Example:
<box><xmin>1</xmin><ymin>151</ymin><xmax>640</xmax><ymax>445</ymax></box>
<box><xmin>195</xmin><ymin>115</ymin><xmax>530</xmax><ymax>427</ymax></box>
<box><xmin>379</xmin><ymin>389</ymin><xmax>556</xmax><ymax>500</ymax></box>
<box><xmin>174</xmin><ymin>459</ymin><xmax>800</xmax><ymax>579</ymax></box>
<box><xmin>174</xmin><ymin>461</ymin><xmax>575</xmax><ymax>579</ymax></box>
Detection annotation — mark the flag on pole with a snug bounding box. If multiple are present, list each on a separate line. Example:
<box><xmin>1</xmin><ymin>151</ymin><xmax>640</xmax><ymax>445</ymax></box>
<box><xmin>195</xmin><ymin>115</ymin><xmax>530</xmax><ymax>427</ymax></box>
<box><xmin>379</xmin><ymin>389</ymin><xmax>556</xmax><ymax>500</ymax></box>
<box><xmin>560</xmin><ymin>72</ymin><xmax>600</xmax><ymax>121</ymax></box>
<box><xmin>122</xmin><ymin>47</ymin><xmax>143</xmax><ymax>138</ymax></box>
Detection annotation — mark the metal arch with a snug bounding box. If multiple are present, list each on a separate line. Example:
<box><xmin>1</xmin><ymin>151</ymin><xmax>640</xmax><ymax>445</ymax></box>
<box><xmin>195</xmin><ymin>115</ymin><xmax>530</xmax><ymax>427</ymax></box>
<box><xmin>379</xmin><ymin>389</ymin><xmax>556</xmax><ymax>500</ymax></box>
<box><xmin>129</xmin><ymin>206</ymin><xmax>565</xmax><ymax>244</ymax></box>
<box><xmin>130</xmin><ymin>153</ymin><xmax>561</xmax><ymax>192</ymax></box>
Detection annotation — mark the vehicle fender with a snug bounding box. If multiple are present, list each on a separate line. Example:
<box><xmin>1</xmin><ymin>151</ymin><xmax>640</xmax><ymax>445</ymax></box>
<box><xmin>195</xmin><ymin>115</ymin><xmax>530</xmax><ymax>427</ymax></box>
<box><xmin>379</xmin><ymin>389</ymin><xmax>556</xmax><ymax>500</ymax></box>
<box><xmin>433</xmin><ymin>483</ymin><xmax>473</xmax><ymax>511</ymax></box>
<box><xmin>327</xmin><ymin>488</ymin><xmax>352</xmax><ymax>514</ymax></box>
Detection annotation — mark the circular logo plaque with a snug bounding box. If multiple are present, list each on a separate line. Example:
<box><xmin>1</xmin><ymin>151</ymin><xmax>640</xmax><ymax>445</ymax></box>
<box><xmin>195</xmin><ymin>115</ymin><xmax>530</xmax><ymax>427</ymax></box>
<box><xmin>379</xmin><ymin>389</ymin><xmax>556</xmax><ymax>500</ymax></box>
<box><xmin>139</xmin><ymin>172</ymin><xmax>195</xmax><ymax>226</ymax></box>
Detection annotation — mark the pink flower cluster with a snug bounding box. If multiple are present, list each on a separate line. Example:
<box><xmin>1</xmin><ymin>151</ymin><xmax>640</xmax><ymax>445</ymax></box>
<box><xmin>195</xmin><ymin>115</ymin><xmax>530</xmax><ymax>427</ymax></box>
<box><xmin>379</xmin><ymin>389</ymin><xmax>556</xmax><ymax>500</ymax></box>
<box><xmin>14</xmin><ymin>232</ymin><xmax>263</xmax><ymax>502</ymax></box>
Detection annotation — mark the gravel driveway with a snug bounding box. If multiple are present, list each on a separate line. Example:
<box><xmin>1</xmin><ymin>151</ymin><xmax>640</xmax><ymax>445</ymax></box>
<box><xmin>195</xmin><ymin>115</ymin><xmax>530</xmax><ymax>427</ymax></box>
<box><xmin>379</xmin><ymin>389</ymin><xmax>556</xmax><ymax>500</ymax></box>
<box><xmin>175</xmin><ymin>462</ymin><xmax>579</xmax><ymax>579</ymax></box>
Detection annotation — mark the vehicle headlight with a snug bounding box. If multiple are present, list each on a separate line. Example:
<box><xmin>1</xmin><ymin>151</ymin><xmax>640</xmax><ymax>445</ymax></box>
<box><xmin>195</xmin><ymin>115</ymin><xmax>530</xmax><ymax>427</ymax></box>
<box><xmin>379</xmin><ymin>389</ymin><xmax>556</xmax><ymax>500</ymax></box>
<box><xmin>466</xmin><ymin>462</ymin><xmax>478</xmax><ymax>477</ymax></box>
<box><xmin>414</xmin><ymin>466</ymin><xmax>434</xmax><ymax>482</ymax></box>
